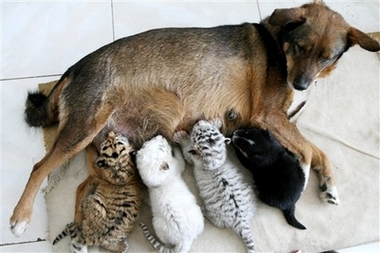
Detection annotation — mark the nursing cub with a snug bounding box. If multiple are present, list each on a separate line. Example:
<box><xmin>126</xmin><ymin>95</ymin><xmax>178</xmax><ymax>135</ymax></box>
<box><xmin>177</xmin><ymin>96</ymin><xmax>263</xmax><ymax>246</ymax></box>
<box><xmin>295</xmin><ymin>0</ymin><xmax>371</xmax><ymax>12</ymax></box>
<box><xmin>232</xmin><ymin>128</ymin><xmax>307</xmax><ymax>230</ymax></box>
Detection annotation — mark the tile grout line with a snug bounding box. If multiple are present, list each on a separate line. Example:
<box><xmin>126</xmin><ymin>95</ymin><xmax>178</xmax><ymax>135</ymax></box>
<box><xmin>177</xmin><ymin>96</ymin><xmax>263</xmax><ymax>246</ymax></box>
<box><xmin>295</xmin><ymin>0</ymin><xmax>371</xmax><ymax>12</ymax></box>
<box><xmin>111</xmin><ymin>0</ymin><xmax>116</xmax><ymax>42</ymax></box>
<box><xmin>256</xmin><ymin>0</ymin><xmax>262</xmax><ymax>21</ymax></box>
<box><xmin>0</xmin><ymin>74</ymin><xmax>62</xmax><ymax>82</ymax></box>
<box><xmin>0</xmin><ymin>238</ymin><xmax>47</xmax><ymax>247</ymax></box>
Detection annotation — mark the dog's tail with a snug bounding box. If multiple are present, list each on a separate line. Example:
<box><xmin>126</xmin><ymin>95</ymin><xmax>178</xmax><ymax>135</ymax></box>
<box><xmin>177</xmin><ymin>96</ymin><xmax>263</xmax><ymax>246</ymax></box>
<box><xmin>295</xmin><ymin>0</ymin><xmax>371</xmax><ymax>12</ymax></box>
<box><xmin>283</xmin><ymin>205</ymin><xmax>306</xmax><ymax>230</ymax></box>
<box><xmin>25</xmin><ymin>75</ymin><xmax>70</xmax><ymax>127</ymax></box>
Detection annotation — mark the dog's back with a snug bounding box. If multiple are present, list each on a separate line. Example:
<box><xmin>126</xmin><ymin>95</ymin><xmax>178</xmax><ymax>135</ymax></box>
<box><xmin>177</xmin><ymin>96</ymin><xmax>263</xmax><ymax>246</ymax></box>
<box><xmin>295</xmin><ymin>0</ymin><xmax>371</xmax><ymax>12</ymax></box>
<box><xmin>232</xmin><ymin>128</ymin><xmax>306</xmax><ymax>230</ymax></box>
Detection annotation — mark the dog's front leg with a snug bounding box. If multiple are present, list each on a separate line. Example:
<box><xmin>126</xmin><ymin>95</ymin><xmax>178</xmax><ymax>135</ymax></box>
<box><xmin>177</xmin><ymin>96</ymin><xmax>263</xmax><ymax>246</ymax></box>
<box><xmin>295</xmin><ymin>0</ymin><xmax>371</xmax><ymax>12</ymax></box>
<box><xmin>263</xmin><ymin>114</ymin><xmax>339</xmax><ymax>205</ymax></box>
<box><xmin>309</xmin><ymin>142</ymin><xmax>339</xmax><ymax>205</ymax></box>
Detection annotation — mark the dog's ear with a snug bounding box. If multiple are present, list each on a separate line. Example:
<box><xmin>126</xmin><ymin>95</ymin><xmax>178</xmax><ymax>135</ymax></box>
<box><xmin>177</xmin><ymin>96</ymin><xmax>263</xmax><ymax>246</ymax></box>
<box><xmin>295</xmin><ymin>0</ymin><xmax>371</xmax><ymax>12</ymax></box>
<box><xmin>313</xmin><ymin>0</ymin><xmax>326</xmax><ymax>6</ymax></box>
<box><xmin>347</xmin><ymin>27</ymin><xmax>380</xmax><ymax>52</ymax></box>
<box><xmin>268</xmin><ymin>7</ymin><xmax>305</xmax><ymax>27</ymax></box>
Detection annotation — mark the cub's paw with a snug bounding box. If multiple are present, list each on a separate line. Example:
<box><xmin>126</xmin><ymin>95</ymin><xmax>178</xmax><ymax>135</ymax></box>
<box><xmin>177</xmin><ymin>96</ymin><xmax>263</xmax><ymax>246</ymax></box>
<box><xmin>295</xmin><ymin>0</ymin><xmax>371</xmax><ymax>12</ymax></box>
<box><xmin>10</xmin><ymin>220</ymin><xmax>29</xmax><ymax>237</ymax></box>
<box><xmin>319</xmin><ymin>184</ymin><xmax>339</xmax><ymax>205</ymax></box>
<box><xmin>173</xmin><ymin>131</ymin><xmax>189</xmax><ymax>143</ymax></box>
<box><xmin>71</xmin><ymin>241</ymin><xmax>88</xmax><ymax>253</ymax></box>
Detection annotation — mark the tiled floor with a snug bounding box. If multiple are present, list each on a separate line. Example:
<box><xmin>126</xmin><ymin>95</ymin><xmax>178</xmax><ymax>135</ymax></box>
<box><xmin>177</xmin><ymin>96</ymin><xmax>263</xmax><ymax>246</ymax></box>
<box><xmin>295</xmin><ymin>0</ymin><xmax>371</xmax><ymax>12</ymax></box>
<box><xmin>1</xmin><ymin>1</ymin><xmax>379</xmax><ymax>252</ymax></box>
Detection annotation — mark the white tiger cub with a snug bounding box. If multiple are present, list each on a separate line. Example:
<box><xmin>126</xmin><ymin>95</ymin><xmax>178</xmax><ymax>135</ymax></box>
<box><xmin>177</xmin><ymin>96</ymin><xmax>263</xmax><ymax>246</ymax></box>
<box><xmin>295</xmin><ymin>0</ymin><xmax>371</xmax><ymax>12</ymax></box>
<box><xmin>136</xmin><ymin>135</ymin><xmax>204</xmax><ymax>253</ymax></box>
<box><xmin>174</xmin><ymin>119</ymin><xmax>257</xmax><ymax>253</ymax></box>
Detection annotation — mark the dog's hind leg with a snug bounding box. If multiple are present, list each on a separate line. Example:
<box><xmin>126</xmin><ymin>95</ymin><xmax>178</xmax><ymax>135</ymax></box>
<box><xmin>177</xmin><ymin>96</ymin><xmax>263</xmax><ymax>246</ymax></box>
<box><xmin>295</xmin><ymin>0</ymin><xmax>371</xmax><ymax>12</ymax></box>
<box><xmin>10</xmin><ymin>107</ymin><xmax>111</xmax><ymax>236</ymax></box>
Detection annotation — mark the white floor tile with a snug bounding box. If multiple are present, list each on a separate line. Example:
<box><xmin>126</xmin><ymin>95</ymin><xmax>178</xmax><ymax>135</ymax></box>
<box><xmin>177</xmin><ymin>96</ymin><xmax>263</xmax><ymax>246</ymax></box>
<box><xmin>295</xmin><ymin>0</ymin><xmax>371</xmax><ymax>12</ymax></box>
<box><xmin>1</xmin><ymin>77</ymin><xmax>58</xmax><ymax>245</ymax></box>
<box><xmin>113</xmin><ymin>1</ymin><xmax>260</xmax><ymax>39</ymax></box>
<box><xmin>339</xmin><ymin>241</ymin><xmax>380</xmax><ymax>253</ymax></box>
<box><xmin>2</xmin><ymin>1</ymin><xmax>113</xmax><ymax>79</ymax></box>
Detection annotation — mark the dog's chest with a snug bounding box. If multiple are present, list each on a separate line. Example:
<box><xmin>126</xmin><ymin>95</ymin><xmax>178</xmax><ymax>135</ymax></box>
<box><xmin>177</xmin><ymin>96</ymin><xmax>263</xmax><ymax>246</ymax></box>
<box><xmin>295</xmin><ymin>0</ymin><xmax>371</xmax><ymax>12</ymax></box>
<box><xmin>287</xmin><ymin>88</ymin><xmax>312</xmax><ymax>122</ymax></box>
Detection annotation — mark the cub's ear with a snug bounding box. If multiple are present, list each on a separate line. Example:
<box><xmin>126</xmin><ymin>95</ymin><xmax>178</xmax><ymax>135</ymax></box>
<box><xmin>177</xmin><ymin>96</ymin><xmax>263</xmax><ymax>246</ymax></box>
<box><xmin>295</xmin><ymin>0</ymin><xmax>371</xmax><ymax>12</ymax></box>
<box><xmin>129</xmin><ymin>150</ymin><xmax>137</xmax><ymax>162</ymax></box>
<box><xmin>268</xmin><ymin>7</ymin><xmax>305</xmax><ymax>27</ymax></box>
<box><xmin>129</xmin><ymin>150</ymin><xmax>137</xmax><ymax>157</ymax></box>
<box><xmin>160</xmin><ymin>161</ymin><xmax>169</xmax><ymax>171</ymax></box>
<box><xmin>224</xmin><ymin>137</ymin><xmax>231</xmax><ymax>145</ymax></box>
<box><xmin>347</xmin><ymin>27</ymin><xmax>380</xmax><ymax>52</ymax></box>
<box><xmin>210</xmin><ymin>118</ymin><xmax>223</xmax><ymax>129</ymax></box>
<box><xmin>265</xmin><ymin>129</ymin><xmax>276</xmax><ymax>142</ymax></box>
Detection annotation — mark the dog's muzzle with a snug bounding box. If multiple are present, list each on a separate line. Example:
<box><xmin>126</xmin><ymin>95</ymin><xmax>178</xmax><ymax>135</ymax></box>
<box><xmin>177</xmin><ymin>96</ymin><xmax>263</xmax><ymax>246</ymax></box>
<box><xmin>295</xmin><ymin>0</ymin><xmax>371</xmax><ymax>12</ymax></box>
<box><xmin>292</xmin><ymin>75</ymin><xmax>313</xmax><ymax>91</ymax></box>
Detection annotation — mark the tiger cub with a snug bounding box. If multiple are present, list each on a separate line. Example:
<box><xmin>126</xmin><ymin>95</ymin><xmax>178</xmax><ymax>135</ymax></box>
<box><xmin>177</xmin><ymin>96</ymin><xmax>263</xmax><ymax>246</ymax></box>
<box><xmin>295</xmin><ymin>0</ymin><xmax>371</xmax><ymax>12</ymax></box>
<box><xmin>53</xmin><ymin>131</ymin><xmax>142</xmax><ymax>253</ymax></box>
<box><xmin>136</xmin><ymin>135</ymin><xmax>204</xmax><ymax>253</ymax></box>
<box><xmin>174</xmin><ymin>119</ymin><xmax>256</xmax><ymax>253</ymax></box>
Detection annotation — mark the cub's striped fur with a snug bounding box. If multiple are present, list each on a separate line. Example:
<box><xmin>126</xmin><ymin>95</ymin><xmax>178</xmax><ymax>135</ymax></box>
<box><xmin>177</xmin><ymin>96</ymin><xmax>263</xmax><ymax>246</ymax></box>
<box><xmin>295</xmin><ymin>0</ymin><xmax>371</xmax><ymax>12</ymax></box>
<box><xmin>53</xmin><ymin>131</ymin><xmax>141</xmax><ymax>253</ymax></box>
<box><xmin>175</xmin><ymin>119</ymin><xmax>256</xmax><ymax>253</ymax></box>
<box><xmin>139</xmin><ymin>222</ymin><xmax>173</xmax><ymax>253</ymax></box>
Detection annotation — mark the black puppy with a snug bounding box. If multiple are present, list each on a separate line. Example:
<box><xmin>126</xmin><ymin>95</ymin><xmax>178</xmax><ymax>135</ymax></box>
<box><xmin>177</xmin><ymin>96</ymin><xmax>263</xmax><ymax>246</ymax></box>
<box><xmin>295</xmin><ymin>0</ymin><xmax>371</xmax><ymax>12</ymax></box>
<box><xmin>232</xmin><ymin>128</ymin><xmax>306</xmax><ymax>230</ymax></box>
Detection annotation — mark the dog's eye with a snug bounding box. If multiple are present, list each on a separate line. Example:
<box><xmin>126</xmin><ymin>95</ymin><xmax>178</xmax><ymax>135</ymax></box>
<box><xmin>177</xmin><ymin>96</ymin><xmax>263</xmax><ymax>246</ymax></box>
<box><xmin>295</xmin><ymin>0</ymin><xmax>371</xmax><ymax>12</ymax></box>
<box><xmin>319</xmin><ymin>51</ymin><xmax>332</xmax><ymax>62</ymax></box>
<box><xmin>295</xmin><ymin>44</ymin><xmax>305</xmax><ymax>54</ymax></box>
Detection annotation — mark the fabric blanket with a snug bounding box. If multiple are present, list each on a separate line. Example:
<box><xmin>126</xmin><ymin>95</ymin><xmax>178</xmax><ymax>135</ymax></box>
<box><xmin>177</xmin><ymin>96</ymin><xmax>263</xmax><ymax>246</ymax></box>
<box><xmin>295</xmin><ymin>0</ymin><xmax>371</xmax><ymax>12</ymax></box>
<box><xmin>41</xmin><ymin>44</ymin><xmax>379</xmax><ymax>252</ymax></box>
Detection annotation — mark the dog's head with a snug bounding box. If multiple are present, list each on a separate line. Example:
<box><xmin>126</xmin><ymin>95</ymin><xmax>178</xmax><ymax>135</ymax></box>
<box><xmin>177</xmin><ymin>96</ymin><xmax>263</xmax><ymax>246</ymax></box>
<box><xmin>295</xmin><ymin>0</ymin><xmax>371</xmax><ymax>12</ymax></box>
<box><xmin>268</xmin><ymin>1</ymin><xmax>380</xmax><ymax>90</ymax></box>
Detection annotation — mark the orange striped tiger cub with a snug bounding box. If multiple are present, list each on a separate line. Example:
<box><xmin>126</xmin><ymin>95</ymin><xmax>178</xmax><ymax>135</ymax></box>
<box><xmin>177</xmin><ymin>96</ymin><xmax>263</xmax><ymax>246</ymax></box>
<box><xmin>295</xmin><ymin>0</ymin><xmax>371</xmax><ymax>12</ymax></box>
<box><xmin>53</xmin><ymin>131</ymin><xmax>142</xmax><ymax>253</ymax></box>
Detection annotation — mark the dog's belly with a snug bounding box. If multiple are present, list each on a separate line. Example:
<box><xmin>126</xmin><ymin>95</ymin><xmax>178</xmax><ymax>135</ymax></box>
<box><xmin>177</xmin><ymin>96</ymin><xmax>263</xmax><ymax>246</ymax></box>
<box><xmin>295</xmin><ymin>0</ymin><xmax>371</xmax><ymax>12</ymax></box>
<box><xmin>94</xmin><ymin>80</ymin><xmax>253</xmax><ymax>147</ymax></box>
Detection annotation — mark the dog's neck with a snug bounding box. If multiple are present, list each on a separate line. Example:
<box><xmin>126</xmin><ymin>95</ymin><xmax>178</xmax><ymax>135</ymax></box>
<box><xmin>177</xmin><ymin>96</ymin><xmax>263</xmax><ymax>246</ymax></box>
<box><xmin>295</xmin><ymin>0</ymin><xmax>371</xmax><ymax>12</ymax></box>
<box><xmin>254</xmin><ymin>20</ymin><xmax>287</xmax><ymax>78</ymax></box>
<box><xmin>260</xmin><ymin>17</ymin><xmax>283</xmax><ymax>44</ymax></box>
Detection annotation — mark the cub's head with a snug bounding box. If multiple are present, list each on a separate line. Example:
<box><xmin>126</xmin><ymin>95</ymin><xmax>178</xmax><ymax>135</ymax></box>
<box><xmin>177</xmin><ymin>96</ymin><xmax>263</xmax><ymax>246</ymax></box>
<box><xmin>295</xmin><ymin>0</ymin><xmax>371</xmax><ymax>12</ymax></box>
<box><xmin>267</xmin><ymin>2</ymin><xmax>380</xmax><ymax>90</ymax></box>
<box><xmin>189</xmin><ymin>119</ymin><xmax>231</xmax><ymax>169</ymax></box>
<box><xmin>136</xmin><ymin>135</ymin><xmax>177</xmax><ymax>188</ymax></box>
<box><xmin>95</xmin><ymin>131</ymin><xmax>137</xmax><ymax>185</ymax></box>
<box><xmin>232</xmin><ymin>128</ymin><xmax>281</xmax><ymax>165</ymax></box>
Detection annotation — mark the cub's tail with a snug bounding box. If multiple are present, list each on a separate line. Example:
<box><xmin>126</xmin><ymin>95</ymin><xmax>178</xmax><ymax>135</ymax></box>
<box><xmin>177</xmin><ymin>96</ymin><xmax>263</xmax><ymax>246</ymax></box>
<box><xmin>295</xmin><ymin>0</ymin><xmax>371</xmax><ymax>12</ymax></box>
<box><xmin>283</xmin><ymin>206</ymin><xmax>306</xmax><ymax>230</ymax></box>
<box><xmin>25</xmin><ymin>76</ymin><xmax>70</xmax><ymax>127</ymax></box>
<box><xmin>52</xmin><ymin>222</ymin><xmax>75</xmax><ymax>245</ymax></box>
<box><xmin>139</xmin><ymin>222</ymin><xmax>174</xmax><ymax>253</ymax></box>
<box><xmin>237</xmin><ymin>222</ymin><xmax>256</xmax><ymax>253</ymax></box>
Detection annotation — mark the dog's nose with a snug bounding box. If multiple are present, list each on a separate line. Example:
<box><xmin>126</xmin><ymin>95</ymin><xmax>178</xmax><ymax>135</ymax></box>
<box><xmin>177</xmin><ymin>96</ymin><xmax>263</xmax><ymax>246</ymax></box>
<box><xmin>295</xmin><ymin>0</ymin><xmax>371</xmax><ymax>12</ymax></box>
<box><xmin>293</xmin><ymin>75</ymin><xmax>312</xmax><ymax>91</ymax></box>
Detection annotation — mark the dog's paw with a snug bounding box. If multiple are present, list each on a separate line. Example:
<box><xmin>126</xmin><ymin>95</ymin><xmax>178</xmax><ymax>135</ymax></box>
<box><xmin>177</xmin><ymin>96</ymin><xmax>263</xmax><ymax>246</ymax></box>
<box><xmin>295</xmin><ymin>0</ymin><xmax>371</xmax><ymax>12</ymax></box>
<box><xmin>319</xmin><ymin>184</ymin><xmax>339</xmax><ymax>205</ymax></box>
<box><xmin>10</xmin><ymin>220</ymin><xmax>29</xmax><ymax>237</ymax></box>
<box><xmin>10</xmin><ymin>206</ymin><xmax>32</xmax><ymax>237</ymax></box>
<box><xmin>173</xmin><ymin>130</ymin><xmax>189</xmax><ymax>143</ymax></box>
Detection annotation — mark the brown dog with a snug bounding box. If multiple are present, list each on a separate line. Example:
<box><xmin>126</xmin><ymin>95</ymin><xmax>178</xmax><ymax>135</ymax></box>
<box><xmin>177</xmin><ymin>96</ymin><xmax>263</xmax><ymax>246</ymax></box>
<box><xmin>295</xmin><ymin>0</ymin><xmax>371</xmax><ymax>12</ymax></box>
<box><xmin>11</xmin><ymin>1</ymin><xmax>379</xmax><ymax>236</ymax></box>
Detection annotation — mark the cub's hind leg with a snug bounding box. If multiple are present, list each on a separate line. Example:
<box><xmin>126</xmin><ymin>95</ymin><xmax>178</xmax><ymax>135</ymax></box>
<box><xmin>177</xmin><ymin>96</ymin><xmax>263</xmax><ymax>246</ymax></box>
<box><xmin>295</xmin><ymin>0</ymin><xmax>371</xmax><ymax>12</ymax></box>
<box><xmin>75</xmin><ymin>144</ymin><xmax>102</xmax><ymax>224</ymax></box>
<box><xmin>10</xmin><ymin>106</ymin><xmax>112</xmax><ymax>236</ymax></box>
<box><xmin>100</xmin><ymin>239</ymin><xmax>129</xmax><ymax>253</ymax></box>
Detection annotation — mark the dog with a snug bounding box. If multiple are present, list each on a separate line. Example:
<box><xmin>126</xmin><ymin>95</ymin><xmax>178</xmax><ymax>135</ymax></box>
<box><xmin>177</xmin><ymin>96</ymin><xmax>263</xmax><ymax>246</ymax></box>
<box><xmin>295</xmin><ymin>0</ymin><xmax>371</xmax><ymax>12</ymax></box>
<box><xmin>232</xmin><ymin>128</ymin><xmax>307</xmax><ymax>230</ymax></box>
<box><xmin>10</xmin><ymin>1</ymin><xmax>379</xmax><ymax>237</ymax></box>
